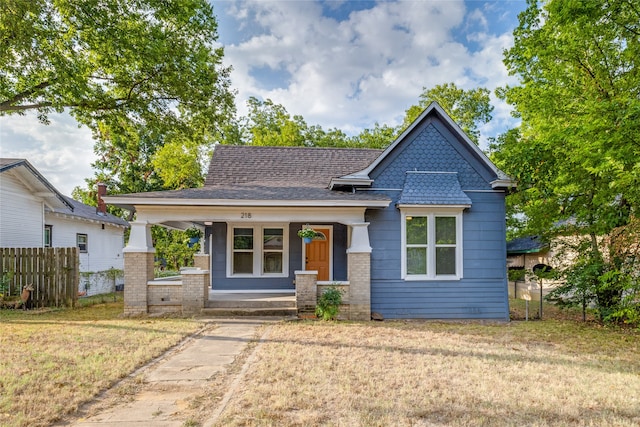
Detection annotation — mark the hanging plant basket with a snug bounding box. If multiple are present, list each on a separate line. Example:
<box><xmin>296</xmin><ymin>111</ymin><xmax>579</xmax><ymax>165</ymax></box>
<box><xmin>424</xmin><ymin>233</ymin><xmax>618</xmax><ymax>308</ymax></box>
<box><xmin>298</xmin><ymin>227</ymin><xmax>316</xmax><ymax>244</ymax></box>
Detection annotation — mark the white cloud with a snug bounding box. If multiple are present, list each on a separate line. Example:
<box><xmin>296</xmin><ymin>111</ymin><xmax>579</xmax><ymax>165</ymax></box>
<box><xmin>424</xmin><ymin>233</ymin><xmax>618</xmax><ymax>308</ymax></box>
<box><xmin>2</xmin><ymin>0</ymin><xmax>525</xmax><ymax>194</ymax></box>
<box><xmin>0</xmin><ymin>112</ymin><xmax>95</xmax><ymax>196</ymax></box>
<box><xmin>223</xmin><ymin>0</ymin><xmax>519</xmax><ymax>136</ymax></box>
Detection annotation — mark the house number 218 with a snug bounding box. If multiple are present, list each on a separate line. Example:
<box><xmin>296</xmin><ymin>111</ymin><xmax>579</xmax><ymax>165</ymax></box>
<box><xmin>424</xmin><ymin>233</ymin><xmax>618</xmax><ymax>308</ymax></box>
<box><xmin>241</xmin><ymin>212</ymin><xmax>252</xmax><ymax>218</ymax></box>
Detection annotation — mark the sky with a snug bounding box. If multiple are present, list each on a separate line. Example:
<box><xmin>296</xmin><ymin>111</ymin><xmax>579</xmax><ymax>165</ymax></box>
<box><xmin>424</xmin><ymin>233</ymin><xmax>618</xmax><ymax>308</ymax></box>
<box><xmin>0</xmin><ymin>0</ymin><xmax>526</xmax><ymax>196</ymax></box>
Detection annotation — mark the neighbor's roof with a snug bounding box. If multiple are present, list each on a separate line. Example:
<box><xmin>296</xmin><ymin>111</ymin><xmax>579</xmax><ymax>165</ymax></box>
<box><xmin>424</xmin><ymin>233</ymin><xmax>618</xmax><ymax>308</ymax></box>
<box><xmin>1</xmin><ymin>158</ymin><xmax>128</xmax><ymax>228</ymax></box>
<box><xmin>506</xmin><ymin>236</ymin><xmax>548</xmax><ymax>254</ymax></box>
<box><xmin>0</xmin><ymin>158</ymin><xmax>72</xmax><ymax>211</ymax></box>
<box><xmin>205</xmin><ymin>145</ymin><xmax>383</xmax><ymax>188</ymax></box>
<box><xmin>56</xmin><ymin>196</ymin><xmax>129</xmax><ymax>227</ymax></box>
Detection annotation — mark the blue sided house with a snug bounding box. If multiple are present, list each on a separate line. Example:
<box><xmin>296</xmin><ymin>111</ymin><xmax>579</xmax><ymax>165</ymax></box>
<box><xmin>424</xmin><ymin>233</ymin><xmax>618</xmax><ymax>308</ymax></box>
<box><xmin>106</xmin><ymin>102</ymin><xmax>515</xmax><ymax>320</ymax></box>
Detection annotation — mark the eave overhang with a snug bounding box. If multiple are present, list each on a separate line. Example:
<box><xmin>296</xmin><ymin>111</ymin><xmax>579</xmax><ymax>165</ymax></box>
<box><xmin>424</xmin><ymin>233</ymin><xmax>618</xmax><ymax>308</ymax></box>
<box><xmin>103</xmin><ymin>196</ymin><xmax>391</xmax><ymax>212</ymax></box>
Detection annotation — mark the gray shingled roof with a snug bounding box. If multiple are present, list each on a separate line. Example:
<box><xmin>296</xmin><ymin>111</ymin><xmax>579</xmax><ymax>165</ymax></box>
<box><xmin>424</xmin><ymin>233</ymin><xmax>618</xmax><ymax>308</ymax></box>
<box><xmin>59</xmin><ymin>197</ymin><xmax>129</xmax><ymax>227</ymax></box>
<box><xmin>205</xmin><ymin>145</ymin><xmax>383</xmax><ymax>188</ymax></box>
<box><xmin>110</xmin><ymin>183</ymin><xmax>389</xmax><ymax>203</ymax></box>
<box><xmin>506</xmin><ymin>236</ymin><xmax>548</xmax><ymax>254</ymax></box>
<box><xmin>397</xmin><ymin>172</ymin><xmax>472</xmax><ymax>206</ymax></box>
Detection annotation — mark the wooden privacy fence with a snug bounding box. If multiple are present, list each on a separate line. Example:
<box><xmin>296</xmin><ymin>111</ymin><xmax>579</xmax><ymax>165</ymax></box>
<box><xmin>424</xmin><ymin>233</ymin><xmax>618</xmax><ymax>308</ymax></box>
<box><xmin>0</xmin><ymin>247</ymin><xmax>79</xmax><ymax>308</ymax></box>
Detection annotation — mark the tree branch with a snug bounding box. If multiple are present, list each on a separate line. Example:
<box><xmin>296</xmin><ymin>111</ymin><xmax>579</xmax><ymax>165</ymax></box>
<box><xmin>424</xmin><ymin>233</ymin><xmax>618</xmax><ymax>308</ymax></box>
<box><xmin>0</xmin><ymin>80</ymin><xmax>52</xmax><ymax>111</ymax></box>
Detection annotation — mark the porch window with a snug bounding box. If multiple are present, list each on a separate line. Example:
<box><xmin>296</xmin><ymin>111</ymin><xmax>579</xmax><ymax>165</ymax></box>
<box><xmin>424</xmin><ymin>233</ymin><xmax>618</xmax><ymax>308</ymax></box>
<box><xmin>232</xmin><ymin>228</ymin><xmax>254</xmax><ymax>274</ymax></box>
<box><xmin>263</xmin><ymin>228</ymin><xmax>283</xmax><ymax>274</ymax></box>
<box><xmin>401</xmin><ymin>209</ymin><xmax>463</xmax><ymax>280</ymax></box>
<box><xmin>228</xmin><ymin>224</ymin><xmax>288</xmax><ymax>277</ymax></box>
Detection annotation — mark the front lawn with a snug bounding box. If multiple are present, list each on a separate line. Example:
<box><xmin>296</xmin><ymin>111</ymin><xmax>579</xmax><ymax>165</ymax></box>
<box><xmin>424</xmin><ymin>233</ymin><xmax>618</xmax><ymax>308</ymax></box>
<box><xmin>213</xmin><ymin>305</ymin><xmax>640</xmax><ymax>426</ymax></box>
<box><xmin>0</xmin><ymin>294</ymin><xmax>204</xmax><ymax>427</ymax></box>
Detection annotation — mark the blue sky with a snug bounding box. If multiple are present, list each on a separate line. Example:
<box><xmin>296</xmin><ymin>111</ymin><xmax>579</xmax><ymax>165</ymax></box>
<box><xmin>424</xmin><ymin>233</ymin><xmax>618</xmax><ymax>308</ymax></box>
<box><xmin>0</xmin><ymin>0</ymin><xmax>526</xmax><ymax>195</ymax></box>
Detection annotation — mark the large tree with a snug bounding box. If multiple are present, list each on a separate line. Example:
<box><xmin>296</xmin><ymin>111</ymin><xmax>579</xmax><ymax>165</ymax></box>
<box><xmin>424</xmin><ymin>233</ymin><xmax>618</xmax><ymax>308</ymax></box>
<box><xmin>402</xmin><ymin>82</ymin><xmax>493</xmax><ymax>144</ymax></box>
<box><xmin>494</xmin><ymin>0</ymin><xmax>640</xmax><ymax>322</ymax></box>
<box><xmin>0</xmin><ymin>0</ymin><xmax>235</xmax><ymax>145</ymax></box>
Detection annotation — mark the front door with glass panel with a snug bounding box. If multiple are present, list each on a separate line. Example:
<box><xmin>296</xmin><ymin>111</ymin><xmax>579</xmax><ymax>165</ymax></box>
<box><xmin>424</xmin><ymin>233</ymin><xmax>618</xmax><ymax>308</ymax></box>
<box><xmin>305</xmin><ymin>228</ymin><xmax>330</xmax><ymax>281</ymax></box>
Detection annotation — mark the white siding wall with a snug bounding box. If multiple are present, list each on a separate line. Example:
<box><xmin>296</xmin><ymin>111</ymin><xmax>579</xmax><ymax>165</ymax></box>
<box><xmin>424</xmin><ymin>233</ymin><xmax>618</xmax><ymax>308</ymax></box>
<box><xmin>0</xmin><ymin>172</ymin><xmax>44</xmax><ymax>247</ymax></box>
<box><xmin>47</xmin><ymin>215</ymin><xmax>125</xmax><ymax>272</ymax></box>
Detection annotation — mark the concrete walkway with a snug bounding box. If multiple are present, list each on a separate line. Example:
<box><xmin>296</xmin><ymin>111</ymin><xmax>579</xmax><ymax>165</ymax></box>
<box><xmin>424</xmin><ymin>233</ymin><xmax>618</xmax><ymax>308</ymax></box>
<box><xmin>65</xmin><ymin>317</ymin><xmax>274</xmax><ymax>427</ymax></box>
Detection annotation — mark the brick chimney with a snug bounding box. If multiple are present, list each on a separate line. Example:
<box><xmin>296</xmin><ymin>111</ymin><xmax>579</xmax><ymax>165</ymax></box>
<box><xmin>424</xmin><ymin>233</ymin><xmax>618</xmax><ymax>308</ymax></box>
<box><xmin>97</xmin><ymin>183</ymin><xmax>107</xmax><ymax>215</ymax></box>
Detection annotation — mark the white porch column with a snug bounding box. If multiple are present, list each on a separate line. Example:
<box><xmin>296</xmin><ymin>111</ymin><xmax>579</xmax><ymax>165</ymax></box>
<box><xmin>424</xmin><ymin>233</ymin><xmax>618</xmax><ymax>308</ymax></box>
<box><xmin>347</xmin><ymin>223</ymin><xmax>372</xmax><ymax>321</ymax></box>
<box><xmin>123</xmin><ymin>221</ymin><xmax>154</xmax><ymax>315</ymax></box>
<box><xmin>124</xmin><ymin>220</ymin><xmax>154</xmax><ymax>252</ymax></box>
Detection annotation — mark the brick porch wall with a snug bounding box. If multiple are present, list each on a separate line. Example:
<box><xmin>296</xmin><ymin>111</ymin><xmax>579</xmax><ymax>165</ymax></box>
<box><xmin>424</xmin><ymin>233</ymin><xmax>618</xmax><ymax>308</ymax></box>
<box><xmin>124</xmin><ymin>252</ymin><xmax>154</xmax><ymax>315</ymax></box>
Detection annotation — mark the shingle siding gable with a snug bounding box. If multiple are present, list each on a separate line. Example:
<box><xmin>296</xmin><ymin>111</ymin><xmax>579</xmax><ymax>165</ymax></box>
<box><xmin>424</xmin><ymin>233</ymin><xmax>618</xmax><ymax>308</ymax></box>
<box><xmin>370</xmin><ymin>121</ymin><xmax>492</xmax><ymax>191</ymax></box>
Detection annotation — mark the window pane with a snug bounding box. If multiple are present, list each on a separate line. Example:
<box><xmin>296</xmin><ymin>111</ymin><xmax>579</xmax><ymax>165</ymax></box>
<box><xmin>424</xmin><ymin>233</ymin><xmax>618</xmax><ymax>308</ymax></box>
<box><xmin>406</xmin><ymin>216</ymin><xmax>427</xmax><ymax>245</ymax></box>
<box><xmin>263</xmin><ymin>228</ymin><xmax>283</xmax><ymax>250</ymax></box>
<box><xmin>233</xmin><ymin>252</ymin><xmax>253</xmax><ymax>274</ymax></box>
<box><xmin>407</xmin><ymin>247</ymin><xmax>427</xmax><ymax>275</ymax></box>
<box><xmin>233</xmin><ymin>228</ymin><xmax>253</xmax><ymax>250</ymax></box>
<box><xmin>263</xmin><ymin>252</ymin><xmax>283</xmax><ymax>273</ymax></box>
<box><xmin>435</xmin><ymin>217</ymin><xmax>456</xmax><ymax>244</ymax></box>
<box><xmin>436</xmin><ymin>247</ymin><xmax>456</xmax><ymax>275</ymax></box>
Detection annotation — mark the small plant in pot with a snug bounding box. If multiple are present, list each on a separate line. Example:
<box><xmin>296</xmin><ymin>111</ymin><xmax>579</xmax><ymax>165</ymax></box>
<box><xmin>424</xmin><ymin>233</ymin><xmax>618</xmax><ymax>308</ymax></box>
<box><xmin>297</xmin><ymin>227</ymin><xmax>316</xmax><ymax>244</ymax></box>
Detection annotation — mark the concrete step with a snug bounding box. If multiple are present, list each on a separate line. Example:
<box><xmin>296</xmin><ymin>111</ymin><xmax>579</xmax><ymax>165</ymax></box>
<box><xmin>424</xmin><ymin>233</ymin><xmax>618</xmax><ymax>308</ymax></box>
<box><xmin>207</xmin><ymin>299</ymin><xmax>296</xmax><ymax>309</ymax></box>
<box><xmin>200</xmin><ymin>307</ymin><xmax>298</xmax><ymax>317</ymax></box>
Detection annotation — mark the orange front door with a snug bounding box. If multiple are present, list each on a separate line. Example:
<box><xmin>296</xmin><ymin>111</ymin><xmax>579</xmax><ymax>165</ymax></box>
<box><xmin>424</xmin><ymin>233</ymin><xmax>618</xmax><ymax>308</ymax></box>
<box><xmin>305</xmin><ymin>228</ymin><xmax>330</xmax><ymax>281</ymax></box>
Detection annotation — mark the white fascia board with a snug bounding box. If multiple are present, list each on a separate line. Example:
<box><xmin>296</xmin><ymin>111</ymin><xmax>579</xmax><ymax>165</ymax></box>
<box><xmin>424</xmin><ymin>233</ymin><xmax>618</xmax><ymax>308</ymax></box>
<box><xmin>491</xmin><ymin>178</ymin><xmax>518</xmax><ymax>190</ymax></box>
<box><xmin>103</xmin><ymin>196</ymin><xmax>390</xmax><ymax>208</ymax></box>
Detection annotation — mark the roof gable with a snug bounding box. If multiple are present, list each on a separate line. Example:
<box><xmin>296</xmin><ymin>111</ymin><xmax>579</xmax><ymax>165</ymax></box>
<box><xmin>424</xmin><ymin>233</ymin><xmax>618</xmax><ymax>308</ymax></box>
<box><xmin>0</xmin><ymin>158</ymin><xmax>73</xmax><ymax>211</ymax></box>
<box><xmin>339</xmin><ymin>102</ymin><xmax>515</xmax><ymax>190</ymax></box>
<box><xmin>205</xmin><ymin>145</ymin><xmax>382</xmax><ymax>188</ymax></box>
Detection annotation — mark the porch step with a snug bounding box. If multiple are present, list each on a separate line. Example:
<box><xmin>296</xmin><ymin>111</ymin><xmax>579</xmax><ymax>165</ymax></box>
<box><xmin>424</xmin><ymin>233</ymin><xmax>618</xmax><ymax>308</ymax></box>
<box><xmin>200</xmin><ymin>307</ymin><xmax>298</xmax><ymax>317</ymax></box>
<box><xmin>206</xmin><ymin>294</ymin><xmax>296</xmax><ymax>309</ymax></box>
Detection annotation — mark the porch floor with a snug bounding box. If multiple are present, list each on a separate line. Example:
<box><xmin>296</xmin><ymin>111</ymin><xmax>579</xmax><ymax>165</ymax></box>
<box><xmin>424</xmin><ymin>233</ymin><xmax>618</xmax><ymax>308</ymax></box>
<box><xmin>203</xmin><ymin>291</ymin><xmax>297</xmax><ymax>316</ymax></box>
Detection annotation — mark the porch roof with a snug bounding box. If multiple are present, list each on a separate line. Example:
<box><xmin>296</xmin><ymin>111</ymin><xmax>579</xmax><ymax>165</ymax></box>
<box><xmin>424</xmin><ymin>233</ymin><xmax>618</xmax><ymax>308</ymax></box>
<box><xmin>104</xmin><ymin>183</ymin><xmax>390</xmax><ymax>211</ymax></box>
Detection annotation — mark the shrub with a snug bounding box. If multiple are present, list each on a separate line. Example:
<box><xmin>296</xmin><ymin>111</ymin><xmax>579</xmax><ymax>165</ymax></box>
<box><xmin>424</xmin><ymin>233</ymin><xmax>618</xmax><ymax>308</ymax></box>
<box><xmin>316</xmin><ymin>286</ymin><xmax>343</xmax><ymax>321</ymax></box>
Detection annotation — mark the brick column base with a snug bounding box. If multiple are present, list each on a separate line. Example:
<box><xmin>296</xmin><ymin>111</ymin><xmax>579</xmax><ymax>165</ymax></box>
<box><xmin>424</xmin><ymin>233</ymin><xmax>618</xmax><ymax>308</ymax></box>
<box><xmin>124</xmin><ymin>251</ymin><xmax>155</xmax><ymax>315</ymax></box>
<box><xmin>182</xmin><ymin>270</ymin><xmax>209</xmax><ymax>314</ymax></box>
<box><xmin>193</xmin><ymin>254</ymin><xmax>210</xmax><ymax>271</ymax></box>
<box><xmin>295</xmin><ymin>271</ymin><xmax>318</xmax><ymax>315</ymax></box>
<box><xmin>348</xmin><ymin>252</ymin><xmax>371</xmax><ymax>321</ymax></box>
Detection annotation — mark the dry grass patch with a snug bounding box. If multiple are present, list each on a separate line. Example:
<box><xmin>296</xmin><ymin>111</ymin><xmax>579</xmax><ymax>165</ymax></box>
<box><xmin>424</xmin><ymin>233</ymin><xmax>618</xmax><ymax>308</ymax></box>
<box><xmin>0</xmin><ymin>296</ymin><xmax>204</xmax><ymax>427</ymax></box>
<box><xmin>215</xmin><ymin>320</ymin><xmax>640</xmax><ymax>427</ymax></box>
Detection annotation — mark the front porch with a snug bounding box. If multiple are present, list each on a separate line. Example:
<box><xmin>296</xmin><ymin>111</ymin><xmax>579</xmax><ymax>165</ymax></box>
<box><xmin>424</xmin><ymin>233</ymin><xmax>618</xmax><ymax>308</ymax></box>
<box><xmin>122</xmin><ymin>212</ymin><xmax>377</xmax><ymax>320</ymax></box>
<box><xmin>137</xmin><ymin>269</ymin><xmax>354</xmax><ymax>318</ymax></box>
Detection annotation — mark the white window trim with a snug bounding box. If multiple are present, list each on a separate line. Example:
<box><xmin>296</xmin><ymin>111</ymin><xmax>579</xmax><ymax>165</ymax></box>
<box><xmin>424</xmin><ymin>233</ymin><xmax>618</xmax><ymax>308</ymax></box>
<box><xmin>400</xmin><ymin>207</ymin><xmax>464</xmax><ymax>281</ymax></box>
<box><xmin>226</xmin><ymin>223</ymin><xmax>289</xmax><ymax>278</ymax></box>
<box><xmin>77</xmin><ymin>233</ymin><xmax>88</xmax><ymax>253</ymax></box>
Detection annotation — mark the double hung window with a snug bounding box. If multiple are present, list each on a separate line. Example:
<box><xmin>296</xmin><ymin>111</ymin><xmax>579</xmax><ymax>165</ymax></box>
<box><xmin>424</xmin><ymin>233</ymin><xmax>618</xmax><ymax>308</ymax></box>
<box><xmin>229</xmin><ymin>225</ymin><xmax>287</xmax><ymax>277</ymax></box>
<box><xmin>402</xmin><ymin>209</ymin><xmax>462</xmax><ymax>280</ymax></box>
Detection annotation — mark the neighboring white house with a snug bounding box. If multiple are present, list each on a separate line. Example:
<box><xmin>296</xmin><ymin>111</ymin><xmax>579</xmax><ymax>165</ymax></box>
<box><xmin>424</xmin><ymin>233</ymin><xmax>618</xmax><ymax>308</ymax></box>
<box><xmin>0</xmin><ymin>159</ymin><xmax>128</xmax><ymax>295</ymax></box>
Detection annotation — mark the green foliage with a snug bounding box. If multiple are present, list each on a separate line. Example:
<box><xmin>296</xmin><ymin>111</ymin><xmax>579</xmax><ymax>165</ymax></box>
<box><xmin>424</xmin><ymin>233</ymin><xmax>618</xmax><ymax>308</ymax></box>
<box><xmin>402</xmin><ymin>83</ymin><xmax>493</xmax><ymax>144</ymax></box>
<box><xmin>153</xmin><ymin>227</ymin><xmax>200</xmax><ymax>271</ymax></box>
<box><xmin>297</xmin><ymin>228</ymin><xmax>316</xmax><ymax>239</ymax></box>
<box><xmin>496</xmin><ymin>0</ymin><xmax>640</xmax><ymax>239</ymax></box>
<box><xmin>508</xmin><ymin>269</ymin><xmax>526</xmax><ymax>282</ymax></box>
<box><xmin>496</xmin><ymin>0</ymin><xmax>640</xmax><ymax>326</ymax></box>
<box><xmin>0</xmin><ymin>271</ymin><xmax>13</xmax><ymax>298</ymax></box>
<box><xmin>315</xmin><ymin>286</ymin><xmax>343</xmax><ymax>321</ymax></box>
<box><xmin>0</xmin><ymin>0</ymin><xmax>235</xmax><ymax>140</ymax></box>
